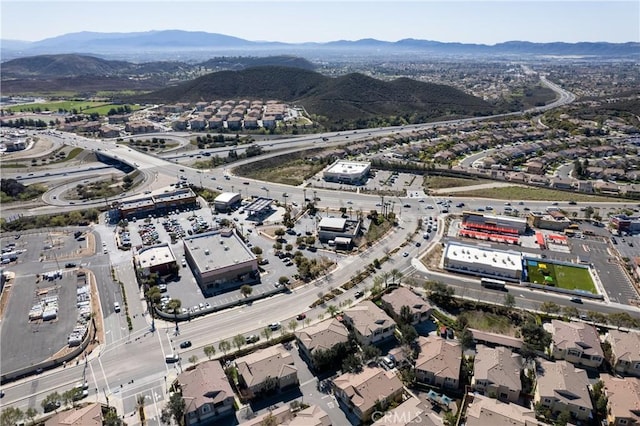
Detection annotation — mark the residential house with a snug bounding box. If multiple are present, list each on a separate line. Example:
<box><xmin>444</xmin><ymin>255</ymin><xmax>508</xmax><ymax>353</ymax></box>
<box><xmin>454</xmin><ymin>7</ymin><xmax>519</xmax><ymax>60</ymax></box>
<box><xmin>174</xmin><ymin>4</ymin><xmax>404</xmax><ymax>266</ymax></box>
<box><xmin>551</xmin><ymin>177</ymin><xmax>574</xmax><ymax>190</ymax></box>
<box><xmin>534</xmin><ymin>360</ymin><xmax>593</xmax><ymax>421</ymax></box>
<box><xmin>235</xmin><ymin>344</ymin><xmax>298</xmax><ymax>400</ymax></box>
<box><xmin>414</xmin><ymin>336</ymin><xmax>462</xmax><ymax>390</ymax></box>
<box><xmin>594</xmin><ymin>181</ymin><xmax>621</xmax><ymax>195</ymax></box>
<box><xmin>227</xmin><ymin>116</ymin><xmax>243</xmax><ymax>130</ymax></box>
<box><xmin>178</xmin><ymin>360</ymin><xmax>235</xmax><ymax>425</ymax></box>
<box><xmin>606</xmin><ymin>330</ymin><xmax>640</xmax><ymax>377</ymax></box>
<box><xmin>472</xmin><ymin>345</ymin><xmax>523</xmax><ymax>403</ymax></box>
<box><xmin>240</xmin><ymin>404</ymin><xmax>331</xmax><ymax>426</ymax></box>
<box><xmin>333</xmin><ymin>367</ymin><xmax>404</xmax><ymax>423</ymax></box>
<box><xmin>342</xmin><ymin>300</ymin><xmax>397</xmax><ymax>346</ymax></box>
<box><xmin>465</xmin><ymin>394</ymin><xmax>541</xmax><ymax>426</ymax></box>
<box><xmin>44</xmin><ymin>402</ymin><xmax>104</xmax><ymax>426</ymax></box>
<box><xmin>370</xmin><ymin>396</ymin><xmax>440</xmax><ymax>426</ymax></box>
<box><xmin>189</xmin><ymin>116</ymin><xmax>207</xmax><ymax>131</ymax></box>
<box><xmin>99</xmin><ymin>125</ymin><xmax>120</xmax><ymax>138</ymax></box>
<box><xmin>380</xmin><ymin>286</ymin><xmax>432</xmax><ymax>325</ymax></box>
<box><xmin>551</xmin><ymin>320</ymin><xmax>604</xmax><ymax>368</ymax></box>
<box><xmin>295</xmin><ymin>318</ymin><xmax>349</xmax><ymax>370</ymax></box>
<box><xmin>601</xmin><ymin>374</ymin><xmax>640</xmax><ymax>426</ymax></box>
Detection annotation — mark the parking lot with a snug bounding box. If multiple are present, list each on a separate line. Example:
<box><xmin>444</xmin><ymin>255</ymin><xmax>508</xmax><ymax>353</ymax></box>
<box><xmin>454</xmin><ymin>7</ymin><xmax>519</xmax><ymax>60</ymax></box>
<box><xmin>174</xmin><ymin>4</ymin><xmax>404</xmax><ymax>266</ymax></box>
<box><xmin>115</xmin><ymin>201</ymin><xmax>339</xmax><ymax>316</ymax></box>
<box><xmin>0</xmin><ymin>230</ymin><xmax>94</xmax><ymax>374</ymax></box>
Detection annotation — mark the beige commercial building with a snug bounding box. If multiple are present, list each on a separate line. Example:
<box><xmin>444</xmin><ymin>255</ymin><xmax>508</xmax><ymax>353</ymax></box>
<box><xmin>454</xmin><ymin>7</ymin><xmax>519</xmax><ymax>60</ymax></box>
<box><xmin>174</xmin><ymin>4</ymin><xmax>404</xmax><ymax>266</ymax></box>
<box><xmin>183</xmin><ymin>229</ymin><xmax>259</xmax><ymax>295</ymax></box>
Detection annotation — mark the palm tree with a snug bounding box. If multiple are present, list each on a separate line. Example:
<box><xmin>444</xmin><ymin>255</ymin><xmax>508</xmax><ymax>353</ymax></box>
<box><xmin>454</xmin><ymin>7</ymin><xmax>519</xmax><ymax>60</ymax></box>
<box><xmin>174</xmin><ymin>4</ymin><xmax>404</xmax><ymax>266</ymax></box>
<box><xmin>167</xmin><ymin>298</ymin><xmax>182</xmax><ymax>334</ymax></box>
<box><xmin>136</xmin><ymin>394</ymin><xmax>146</xmax><ymax>425</ymax></box>
<box><xmin>390</xmin><ymin>269</ymin><xmax>403</xmax><ymax>286</ymax></box>
<box><xmin>326</xmin><ymin>305</ymin><xmax>339</xmax><ymax>318</ymax></box>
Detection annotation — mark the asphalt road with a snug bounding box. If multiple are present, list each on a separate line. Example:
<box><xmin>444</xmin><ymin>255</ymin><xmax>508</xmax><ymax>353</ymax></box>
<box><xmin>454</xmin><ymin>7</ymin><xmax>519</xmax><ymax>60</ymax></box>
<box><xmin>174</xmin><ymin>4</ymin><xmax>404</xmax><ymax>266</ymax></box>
<box><xmin>1</xmin><ymin>73</ymin><xmax>636</xmax><ymax>420</ymax></box>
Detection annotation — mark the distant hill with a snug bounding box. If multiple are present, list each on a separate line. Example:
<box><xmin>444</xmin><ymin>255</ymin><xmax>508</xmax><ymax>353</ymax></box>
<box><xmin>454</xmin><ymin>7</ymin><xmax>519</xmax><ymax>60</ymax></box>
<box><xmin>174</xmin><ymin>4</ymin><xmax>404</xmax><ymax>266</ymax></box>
<box><xmin>132</xmin><ymin>66</ymin><xmax>494</xmax><ymax>123</ymax></box>
<box><xmin>1</xmin><ymin>53</ymin><xmax>316</xmax><ymax>79</ymax></box>
<box><xmin>1</xmin><ymin>30</ymin><xmax>637</xmax><ymax>61</ymax></box>
<box><xmin>0</xmin><ymin>54</ymin><xmax>134</xmax><ymax>78</ymax></box>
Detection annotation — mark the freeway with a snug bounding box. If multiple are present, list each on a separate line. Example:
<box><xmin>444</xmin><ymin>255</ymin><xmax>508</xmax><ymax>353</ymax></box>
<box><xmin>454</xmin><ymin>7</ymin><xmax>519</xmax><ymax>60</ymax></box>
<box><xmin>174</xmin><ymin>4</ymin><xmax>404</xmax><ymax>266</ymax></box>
<box><xmin>2</xmin><ymin>72</ymin><xmax>635</xmax><ymax>419</ymax></box>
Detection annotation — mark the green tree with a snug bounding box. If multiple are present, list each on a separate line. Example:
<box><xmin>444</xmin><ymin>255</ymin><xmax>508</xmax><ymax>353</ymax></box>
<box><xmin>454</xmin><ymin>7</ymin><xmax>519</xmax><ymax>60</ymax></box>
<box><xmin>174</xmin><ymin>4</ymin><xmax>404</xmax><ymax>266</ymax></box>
<box><xmin>278</xmin><ymin>276</ymin><xmax>290</xmax><ymax>286</ymax></box>
<box><xmin>540</xmin><ymin>301</ymin><xmax>560</xmax><ymax>315</ymax></box>
<box><xmin>342</xmin><ymin>353</ymin><xmax>363</xmax><ymax>373</ymax></box>
<box><xmin>262</xmin><ymin>327</ymin><xmax>273</xmax><ymax>341</ymax></box>
<box><xmin>232</xmin><ymin>334</ymin><xmax>245</xmax><ymax>351</ymax></box>
<box><xmin>188</xmin><ymin>355</ymin><xmax>198</xmax><ymax>366</ymax></box>
<box><xmin>399</xmin><ymin>324</ymin><xmax>418</xmax><ymax>345</ymax></box>
<box><xmin>562</xmin><ymin>306</ymin><xmax>579</xmax><ymax>319</ymax></box>
<box><xmin>521</xmin><ymin>317</ymin><xmax>552</xmax><ymax>352</ymax></box>
<box><xmin>160</xmin><ymin>392</ymin><xmax>186</xmax><ymax>426</ymax></box>
<box><xmin>167</xmin><ymin>298</ymin><xmax>182</xmax><ymax>330</ymax></box>
<box><xmin>326</xmin><ymin>305</ymin><xmax>339</xmax><ymax>318</ymax></box>
<box><xmin>240</xmin><ymin>285</ymin><xmax>253</xmax><ymax>298</ymax></box>
<box><xmin>459</xmin><ymin>328</ymin><xmax>474</xmax><ymax>350</ymax></box>
<box><xmin>203</xmin><ymin>345</ymin><xmax>216</xmax><ymax>360</ymax></box>
<box><xmin>554</xmin><ymin>410</ymin><xmax>571</xmax><ymax>426</ymax></box>
<box><xmin>41</xmin><ymin>392</ymin><xmax>61</xmax><ymax>412</ymax></box>
<box><xmin>103</xmin><ymin>408</ymin><xmax>123</xmax><ymax>425</ymax></box>
<box><xmin>399</xmin><ymin>305</ymin><xmax>413</xmax><ymax>325</ymax></box>
<box><xmin>1</xmin><ymin>407</ymin><xmax>24</xmax><ymax>426</ymax></box>
<box><xmin>24</xmin><ymin>407</ymin><xmax>38</xmax><ymax>425</ymax></box>
<box><xmin>218</xmin><ymin>340</ymin><xmax>231</xmax><ymax>355</ymax></box>
<box><xmin>504</xmin><ymin>293</ymin><xmax>516</xmax><ymax>310</ymax></box>
<box><xmin>288</xmin><ymin>319</ymin><xmax>299</xmax><ymax>333</ymax></box>
<box><xmin>362</xmin><ymin>345</ymin><xmax>381</xmax><ymax>362</ymax></box>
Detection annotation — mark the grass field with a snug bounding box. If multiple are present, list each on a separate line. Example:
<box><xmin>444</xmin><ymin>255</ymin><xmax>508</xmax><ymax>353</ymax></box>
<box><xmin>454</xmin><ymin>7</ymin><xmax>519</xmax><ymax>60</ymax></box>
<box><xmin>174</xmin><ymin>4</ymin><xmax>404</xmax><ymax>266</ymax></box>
<box><xmin>526</xmin><ymin>259</ymin><xmax>596</xmax><ymax>294</ymax></box>
<box><xmin>448</xmin><ymin>186</ymin><xmax>619</xmax><ymax>202</ymax></box>
<box><xmin>3</xmin><ymin>101</ymin><xmax>140</xmax><ymax>116</ymax></box>
<box><xmin>457</xmin><ymin>310</ymin><xmax>519</xmax><ymax>336</ymax></box>
<box><xmin>239</xmin><ymin>159</ymin><xmax>326</xmax><ymax>186</ymax></box>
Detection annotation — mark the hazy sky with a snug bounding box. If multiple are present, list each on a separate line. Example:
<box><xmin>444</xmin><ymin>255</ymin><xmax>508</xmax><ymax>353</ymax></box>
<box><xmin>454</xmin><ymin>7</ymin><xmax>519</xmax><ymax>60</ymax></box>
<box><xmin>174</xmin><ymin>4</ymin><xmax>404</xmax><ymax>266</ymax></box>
<box><xmin>2</xmin><ymin>1</ymin><xmax>638</xmax><ymax>44</ymax></box>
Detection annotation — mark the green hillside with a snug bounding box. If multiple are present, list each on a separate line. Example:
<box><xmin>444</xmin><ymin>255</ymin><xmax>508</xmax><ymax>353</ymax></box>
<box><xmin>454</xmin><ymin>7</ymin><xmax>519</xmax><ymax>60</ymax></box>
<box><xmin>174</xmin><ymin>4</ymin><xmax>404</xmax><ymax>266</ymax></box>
<box><xmin>133</xmin><ymin>66</ymin><xmax>494</xmax><ymax>125</ymax></box>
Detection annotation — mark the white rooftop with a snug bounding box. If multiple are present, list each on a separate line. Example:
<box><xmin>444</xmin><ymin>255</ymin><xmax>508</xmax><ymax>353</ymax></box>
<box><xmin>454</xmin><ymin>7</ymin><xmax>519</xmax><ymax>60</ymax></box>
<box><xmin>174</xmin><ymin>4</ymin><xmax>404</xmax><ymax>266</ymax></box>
<box><xmin>325</xmin><ymin>160</ymin><xmax>370</xmax><ymax>175</ymax></box>
<box><xmin>445</xmin><ymin>241</ymin><xmax>521</xmax><ymax>269</ymax></box>
<box><xmin>318</xmin><ymin>217</ymin><xmax>347</xmax><ymax>231</ymax></box>
<box><xmin>214</xmin><ymin>192</ymin><xmax>241</xmax><ymax>203</ymax></box>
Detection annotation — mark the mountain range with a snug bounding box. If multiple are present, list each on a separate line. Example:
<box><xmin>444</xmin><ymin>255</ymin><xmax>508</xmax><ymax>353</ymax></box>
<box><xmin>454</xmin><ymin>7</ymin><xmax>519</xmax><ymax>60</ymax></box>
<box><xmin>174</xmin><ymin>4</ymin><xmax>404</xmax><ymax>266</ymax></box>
<box><xmin>2</xmin><ymin>30</ymin><xmax>638</xmax><ymax>61</ymax></box>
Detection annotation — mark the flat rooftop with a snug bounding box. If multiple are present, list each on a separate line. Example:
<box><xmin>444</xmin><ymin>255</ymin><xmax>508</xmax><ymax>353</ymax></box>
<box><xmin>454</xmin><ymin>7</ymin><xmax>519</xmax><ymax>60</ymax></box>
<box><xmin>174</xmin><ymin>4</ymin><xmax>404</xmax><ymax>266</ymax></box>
<box><xmin>184</xmin><ymin>229</ymin><xmax>255</xmax><ymax>271</ymax></box>
<box><xmin>318</xmin><ymin>217</ymin><xmax>347</xmax><ymax>231</ymax></box>
<box><xmin>135</xmin><ymin>244</ymin><xmax>175</xmax><ymax>268</ymax></box>
<box><xmin>445</xmin><ymin>241</ymin><xmax>521</xmax><ymax>269</ymax></box>
<box><xmin>325</xmin><ymin>160</ymin><xmax>370</xmax><ymax>175</ymax></box>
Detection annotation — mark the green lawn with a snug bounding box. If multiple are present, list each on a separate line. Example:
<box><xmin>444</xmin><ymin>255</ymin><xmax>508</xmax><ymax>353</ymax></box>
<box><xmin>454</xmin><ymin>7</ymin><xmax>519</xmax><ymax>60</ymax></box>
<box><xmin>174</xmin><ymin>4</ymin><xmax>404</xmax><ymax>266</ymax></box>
<box><xmin>526</xmin><ymin>260</ymin><xmax>596</xmax><ymax>294</ymax></box>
